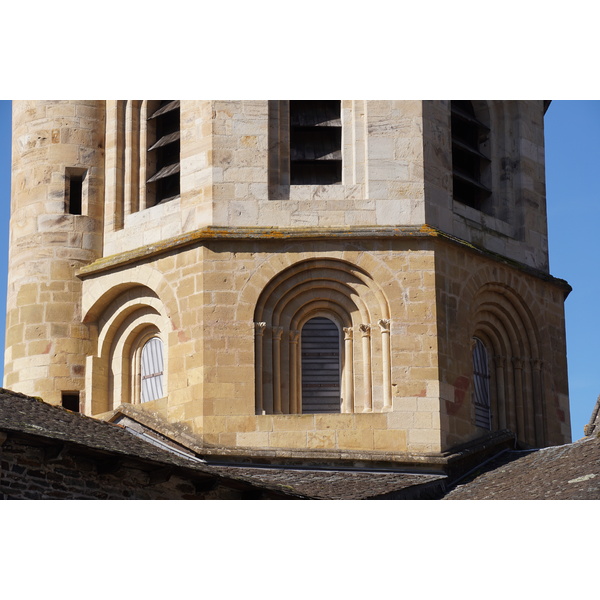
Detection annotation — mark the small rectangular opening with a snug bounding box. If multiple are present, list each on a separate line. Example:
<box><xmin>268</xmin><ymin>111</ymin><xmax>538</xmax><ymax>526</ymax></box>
<box><xmin>61</xmin><ymin>392</ymin><xmax>80</xmax><ymax>413</ymax></box>
<box><xmin>69</xmin><ymin>177</ymin><xmax>83</xmax><ymax>215</ymax></box>
<box><xmin>66</xmin><ymin>168</ymin><xmax>87</xmax><ymax>215</ymax></box>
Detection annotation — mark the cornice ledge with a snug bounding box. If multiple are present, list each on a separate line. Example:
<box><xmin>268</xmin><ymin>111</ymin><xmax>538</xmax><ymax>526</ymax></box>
<box><xmin>76</xmin><ymin>224</ymin><xmax>571</xmax><ymax>295</ymax></box>
<box><xmin>76</xmin><ymin>225</ymin><xmax>437</xmax><ymax>277</ymax></box>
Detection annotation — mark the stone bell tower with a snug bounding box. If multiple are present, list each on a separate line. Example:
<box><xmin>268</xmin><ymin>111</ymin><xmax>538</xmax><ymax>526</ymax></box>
<box><xmin>4</xmin><ymin>100</ymin><xmax>571</xmax><ymax>465</ymax></box>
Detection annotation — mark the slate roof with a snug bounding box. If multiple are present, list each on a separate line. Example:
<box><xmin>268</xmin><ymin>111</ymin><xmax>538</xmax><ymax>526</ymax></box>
<box><xmin>203</xmin><ymin>465</ymin><xmax>446</xmax><ymax>500</ymax></box>
<box><xmin>12</xmin><ymin>388</ymin><xmax>597</xmax><ymax>500</ymax></box>
<box><xmin>0</xmin><ymin>389</ymin><xmax>446</xmax><ymax>500</ymax></box>
<box><xmin>444</xmin><ymin>434</ymin><xmax>600</xmax><ymax>500</ymax></box>
<box><xmin>0</xmin><ymin>388</ymin><xmax>222</xmax><ymax>475</ymax></box>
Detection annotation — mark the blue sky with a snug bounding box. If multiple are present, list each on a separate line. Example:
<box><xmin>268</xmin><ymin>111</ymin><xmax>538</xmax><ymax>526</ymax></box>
<box><xmin>0</xmin><ymin>100</ymin><xmax>598</xmax><ymax>440</ymax></box>
<box><xmin>545</xmin><ymin>101</ymin><xmax>600</xmax><ymax>439</ymax></box>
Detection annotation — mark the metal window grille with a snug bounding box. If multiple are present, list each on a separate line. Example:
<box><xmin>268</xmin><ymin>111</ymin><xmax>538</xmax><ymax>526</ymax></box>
<box><xmin>141</xmin><ymin>337</ymin><xmax>164</xmax><ymax>403</ymax></box>
<box><xmin>301</xmin><ymin>317</ymin><xmax>341</xmax><ymax>413</ymax></box>
<box><xmin>472</xmin><ymin>337</ymin><xmax>492</xmax><ymax>429</ymax></box>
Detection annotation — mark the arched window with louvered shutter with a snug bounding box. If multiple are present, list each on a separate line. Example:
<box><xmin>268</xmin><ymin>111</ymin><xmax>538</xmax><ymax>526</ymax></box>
<box><xmin>140</xmin><ymin>337</ymin><xmax>165</xmax><ymax>403</ymax></box>
<box><xmin>301</xmin><ymin>317</ymin><xmax>342</xmax><ymax>413</ymax></box>
<box><xmin>472</xmin><ymin>337</ymin><xmax>492</xmax><ymax>430</ymax></box>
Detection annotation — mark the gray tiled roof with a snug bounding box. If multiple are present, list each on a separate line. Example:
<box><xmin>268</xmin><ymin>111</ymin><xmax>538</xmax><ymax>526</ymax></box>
<box><xmin>444</xmin><ymin>435</ymin><xmax>600</xmax><ymax>500</ymax></box>
<box><xmin>0</xmin><ymin>388</ymin><xmax>208</xmax><ymax>471</ymax></box>
<box><xmin>204</xmin><ymin>465</ymin><xmax>445</xmax><ymax>500</ymax></box>
<box><xmin>0</xmin><ymin>389</ymin><xmax>445</xmax><ymax>499</ymax></box>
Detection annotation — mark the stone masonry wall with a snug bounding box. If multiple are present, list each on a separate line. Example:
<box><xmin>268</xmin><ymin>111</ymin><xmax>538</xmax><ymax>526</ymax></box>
<box><xmin>81</xmin><ymin>234</ymin><xmax>444</xmax><ymax>454</ymax></box>
<box><xmin>422</xmin><ymin>100</ymin><xmax>550</xmax><ymax>272</ymax></box>
<box><xmin>436</xmin><ymin>240</ymin><xmax>571</xmax><ymax>448</ymax></box>
<box><xmin>4</xmin><ymin>101</ymin><xmax>104</xmax><ymax>405</ymax></box>
<box><xmin>0</xmin><ymin>435</ymin><xmax>252</xmax><ymax>500</ymax></box>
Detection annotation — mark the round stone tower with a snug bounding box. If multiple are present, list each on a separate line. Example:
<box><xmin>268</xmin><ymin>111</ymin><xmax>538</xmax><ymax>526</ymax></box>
<box><xmin>3</xmin><ymin>101</ymin><xmax>105</xmax><ymax>409</ymax></box>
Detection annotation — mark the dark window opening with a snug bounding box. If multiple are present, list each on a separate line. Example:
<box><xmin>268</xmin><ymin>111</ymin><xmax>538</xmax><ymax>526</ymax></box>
<box><xmin>301</xmin><ymin>317</ymin><xmax>341</xmax><ymax>413</ymax></box>
<box><xmin>61</xmin><ymin>392</ymin><xmax>80</xmax><ymax>413</ymax></box>
<box><xmin>66</xmin><ymin>169</ymin><xmax>86</xmax><ymax>215</ymax></box>
<box><xmin>451</xmin><ymin>101</ymin><xmax>491</xmax><ymax>210</ymax></box>
<box><xmin>290</xmin><ymin>100</ymin><xmax>342</xmax><ymax>185</ymax></box>
<box><xmin>147</xmin><ymin>100</ymin><xmax>181</xmax><ymax>206</ymax></box>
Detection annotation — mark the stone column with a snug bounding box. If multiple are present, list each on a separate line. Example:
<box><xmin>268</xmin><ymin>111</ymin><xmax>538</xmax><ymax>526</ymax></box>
<box><xmin>523</xmin><ymin>359</ymin><xmax>535</xmax><ymax>445</ymax></box>
<box><xmin>360</xmin><ymin>324</ymin><xmax>372</xmax><ymax>412</ymax></box>
<box><xmin>493</xmin><ymin>355</ymin><xmax>507</xmax><ymax>430</ymax></box>
<box><xmin>272</xmin><ymin>327</ymin><xmax>284</xmax><ymax>414</ymax></box>
<box><xmin>513</xmin><ymin>357</ymin><xmax>526</xmax><ymax>442</ymax></box>
<box><xmin>378</xmin><ymin>319</ymin><xmax>392</xmax><ymax>409</ymax></box>
<box><xmin>532</xmin><ymin>359</ymin><xmax>545</xmax><ymax>446</ymax></box>
<box><xmin>289</xmin><ymin>330</ymin><xmax>300</xmax><ymax>414</ymax></box>
<box><xmin>342</xmin><ymin>327</ymin><xmax>354</xmax><ymax>413</ymax></box>
<box><xmin>124</xmin><ymin>101</ymin><xmax>141</xmax><ymax>215</ymax></box>
<box><xmin>254</xmin><ymin>322</ymin><xmax>266</xmax><ymax>414</ymax></box>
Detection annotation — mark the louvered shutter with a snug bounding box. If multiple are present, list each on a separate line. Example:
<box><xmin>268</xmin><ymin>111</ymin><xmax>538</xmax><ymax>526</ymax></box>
<box><xmin>290</xmin><ymin>101</ymin><xmax>342</xmax><ymax>184</ymax></box>
<box><xmin>301</xmin><ymin>317</ymin><xmax>341</xmax><ymax>413</ymax></box>
<box><xmin>472</xmin><ymin>337</ymin><xmax>491</xmax><ymax>429</ymax></box>
<box><xmin>141</xmin><ymin>337</ymin><xmax>164</xmax><ymax>403</ymax></box>
<box><xmin>147</xmin><ymin>100</ymin><xmax>180</xmax><ymax>204</ymax></box>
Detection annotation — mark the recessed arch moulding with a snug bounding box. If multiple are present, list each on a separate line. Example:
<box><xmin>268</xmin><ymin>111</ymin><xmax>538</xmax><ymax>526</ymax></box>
<box><xmin>437</xmin><ymin>247</ymin><xmax>571</xmax><ymax>449</ymax></box>
<box><xmin>253</xmin><ymin>257</ymin><xmax>392</xmax><ymax>416</ymax></box>
<box><xmin>81</xmin><ymin>262</ymin><xmax>185</xmax><ymax>417</ymax></box>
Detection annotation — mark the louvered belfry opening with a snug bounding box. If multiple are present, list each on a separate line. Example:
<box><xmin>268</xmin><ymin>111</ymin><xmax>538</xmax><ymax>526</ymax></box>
<box><xmin>301</xmin><ymin>317</ymin><xmax>341</xmax><ymax>413</ymax></box>
<box><xmin>451</xmin><ymin>100</ymin><xmax>491</xmax><ymax>210</ymax></box>
<box><xmin>141</xmin><ymin>337</ymin><xmax>165</xmax><ymax>403</ymax></box>
<box><xmin>147</xmin><ymin>100</ymin><xmax>180</xmax><ymax>206</ymax></box>
<box><xmin>472</xmin><ymin>337</ymin><xmax>492</xmax><ymax>430</ymax></box>
<box><xmin>290</xmin><ymin>100</ymin><xmax>342</xmax><ymax>185</ymax></box>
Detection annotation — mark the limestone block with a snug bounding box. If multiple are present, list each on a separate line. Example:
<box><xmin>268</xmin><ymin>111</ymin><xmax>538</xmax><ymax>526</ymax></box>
<box><xmin>373</xmin><ymin>429</ymin><xmax>407</xmax><ymax>452</ymax></box>
<box><xmin>337</xmin><ymin>429</ymin><xmax>374</xmax><ymax>451</ymax></box>
<box><xmin>269</xmin><ymin>431</ymin><xmax>307</xmax><ymax>448</ymax></box>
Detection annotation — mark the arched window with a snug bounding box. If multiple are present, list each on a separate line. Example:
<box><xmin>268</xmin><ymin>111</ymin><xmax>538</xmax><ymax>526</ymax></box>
<box><xmin>451</xmin><ymin>100</ymin><xmax>491</xmax><ymax>211</ymax></box>
<box><xmin>253</xmin><ymin>258</ymin><xmax>392</xmax><ymax>415</ymax></box>
<box><xmin>472</xmin><ymin>337</ymin><xmax>491</xmax><ymax>430</ymax></box>
<box><xmin>301</xmin><ymin>317</ymin><xmax>341</xmax><ymax>413</ymax></box>
<box><xmin>140</xmin><ymin>336</ymin><xmax>165</xmax><ymax>403</ymax></box>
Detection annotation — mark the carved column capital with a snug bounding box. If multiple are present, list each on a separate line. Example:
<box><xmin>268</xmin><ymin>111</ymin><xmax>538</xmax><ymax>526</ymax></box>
<box><xmin>494</xmin><ymin>355</ymin><xmax>507</xmax><ymax>369</ymax></box>
<box><xmin>272</xmin><ymin>327</ymin><xmax>284</xmax><ymax>341</ymax></box>
<box><xmin>343</xmin><ymin>327</ymin><xmax>353</xmax><ymax>341</ymax></box>
<box><xmin>532</xmin><ymin>358</ymin><xmax>544</xmax><ymax>372</ymax></box>
<box><xmin>254</xmin><ymin>322</ymin><xmax>267</xmax><ymax>336</ymax></box>
<box><xmin>289</xmin><ymin>330</ymin><xmax>300</xmax><ymax>343</ymax></box>
<box><xmin>378</xmin><ymin>319</ymin><xmax>390</xmax><ymax>334</ymax></box>
<box><xmin>359</xmin><ymin>324</ymin><xmax>371</xmax><ymax>337</ymax></box>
